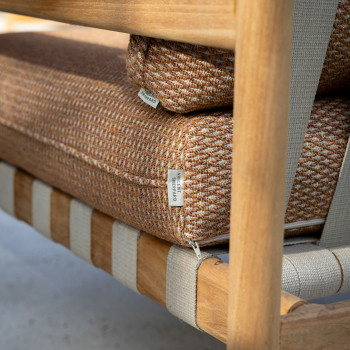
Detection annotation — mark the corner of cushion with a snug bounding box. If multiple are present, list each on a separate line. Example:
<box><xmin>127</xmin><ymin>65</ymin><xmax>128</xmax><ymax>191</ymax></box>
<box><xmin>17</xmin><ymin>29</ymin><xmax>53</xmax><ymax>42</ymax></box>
<box><xmin>177</xmin><ymin>121</ymin><xmax>200</xmax><ymax>245</ymax></box>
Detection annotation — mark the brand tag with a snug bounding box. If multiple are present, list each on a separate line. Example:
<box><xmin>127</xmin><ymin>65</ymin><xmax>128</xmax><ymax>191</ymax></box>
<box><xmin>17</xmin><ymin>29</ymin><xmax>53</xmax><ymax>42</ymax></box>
<box><xmin>167</xmin><ymin>169</ymin><xmax>184</xmax><ymax>207</ymax></box>
<box><xmin>138</xmin><ymin>88</ymin><xmax>159</xmax><ymax>108</ymax></box>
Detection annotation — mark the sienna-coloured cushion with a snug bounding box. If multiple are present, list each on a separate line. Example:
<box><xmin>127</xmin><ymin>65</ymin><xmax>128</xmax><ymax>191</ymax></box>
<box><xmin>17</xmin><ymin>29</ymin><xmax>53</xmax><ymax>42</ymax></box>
<box><xmin>127</xmin><ymin>0</ymin><xmax>349</xmax><ymax>113</ymax></box>
<box><xmin>0</xmin><ymin>29</ymin><xmax>349</xmax><ymax>246</ymax></box>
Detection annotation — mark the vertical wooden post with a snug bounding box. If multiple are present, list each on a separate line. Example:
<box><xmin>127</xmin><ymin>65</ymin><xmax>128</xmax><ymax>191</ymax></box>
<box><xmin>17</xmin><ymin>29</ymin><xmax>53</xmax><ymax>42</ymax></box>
<box><xmin>227</xmin><ymin>1</ymin><xmax>294</xmax><ymax>349</ymax></box>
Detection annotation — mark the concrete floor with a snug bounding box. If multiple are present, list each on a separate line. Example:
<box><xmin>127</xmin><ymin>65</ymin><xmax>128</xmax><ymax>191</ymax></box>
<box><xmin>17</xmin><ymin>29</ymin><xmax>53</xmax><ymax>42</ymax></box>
<box><xmin>0</xmin><ymin>210</ymin><xmax>225</xmax><ymax>350</ymax></box>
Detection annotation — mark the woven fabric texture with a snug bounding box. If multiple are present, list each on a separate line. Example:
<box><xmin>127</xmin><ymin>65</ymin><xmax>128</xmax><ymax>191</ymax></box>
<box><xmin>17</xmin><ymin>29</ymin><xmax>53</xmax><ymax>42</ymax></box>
<box><xmin>0</xmin><ymin>162</ymin><xmax>15</xmax><ymax>216</ymax></box>
<box><xmin>0</xmin><ymin>30</ymin><xmax>350</xmax><ymax>245</ymax></box>
<box><xmin>32</xmin><ymin>180</ymin><xmax>52</xmax><ymax>239</ymax></box>
<box><xmin>318</xmin><ymin>0</ymin><xmax>350</xmax><ymax>94</ymax></box>
<box><xmin>166</xmin><ymin>246</ymin><xmax>213</xmax><ymax>328</ymax></box>
<box><xmin>283</xmin><ymin>243</ymin><xmax>343</xmax><ymax>299</ymax></box>
<box><xmin>331</xmin><ymin>246</ymin><xmax>350</xmax><ymax>293</ymax></box>
<box><xmin>70</xmin><ymin>199</ymin><xmax>93</xmax><ymax>263</ymax></box>
<box><xmin>127</xmin><ymin>35</ymin><xmax>235</xmax><ymax>113</ymax></box>
<box><xmin>285</xmin><ymin>97</ymin><xmax>350</xmax><ymax>236</ymax></box>
<box><xmin>112</xmin><ymin>220</ymin><xmax>140</xmax><ymax>293</ymax></box>
<box><xmin>320</xmin><ymin>137</ymin><xmax>350</xmax><ymax>248</ymax></box>
<box><xmin>127</xmin><ymin>0</ymin><xmax>349</xmax><ymax>113</ymax></box>
<box><xmin>285</xmin><ymin>0</ymin><xmax>340</xmax><ymax>211</ymax></box>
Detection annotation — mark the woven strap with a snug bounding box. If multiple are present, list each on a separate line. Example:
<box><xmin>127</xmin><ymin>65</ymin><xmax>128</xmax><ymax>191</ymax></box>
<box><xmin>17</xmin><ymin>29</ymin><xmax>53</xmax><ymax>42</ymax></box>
<box><xmin>166</xmin><ymin>245</ymin><xmax>214</xmax><ymax>328</ymax></box>
<box><xmin>70</xmin><ymin>199</ymin><xmax>93</xmax><ymax>263</ymax></box>
<box><xmin>285</xmin><ymin>0</ymin><xmax>339</xmax><ymax>207</ymax></box>
<box><xmin>32</xmin><ymin>180</ymin><xmax>53</xmax><ymax>238</ymax></box>
<box><xmin>320</xmin><ymin>140</ymin><xmax>350</xmax><ymax>248</ymax></box>
<box><xmin>0</xmin><ymin>162</ymin><xmax>15</xmax><ymax>216</ymax></box>
<box><xmin>282</xmin><ymin>244</ymin><xmax>342</xmax><ymax>299</ymax></box>
<box><xmin>112</xmin><ymin>220</ymin><xmax>140</xmax><ymax>293</ymax></box>
<box><xmin>4</xmin><ymin>160</ymin><xmax>350</xmax><ymax>322</ymax></box>
<box><xmin>331</xmin><ymin>246</ymin><xmax>350</xmax><ymax>294</ymax></box>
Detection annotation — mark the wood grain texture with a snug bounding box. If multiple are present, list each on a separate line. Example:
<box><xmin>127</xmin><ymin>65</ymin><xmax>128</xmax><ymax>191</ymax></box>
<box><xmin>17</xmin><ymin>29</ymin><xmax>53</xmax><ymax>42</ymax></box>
<box><xmin>197</xmin><ymin>257</ymin><xmax>306</xmax><ymax>344</ymax></box>
<box><xmin>197</xmin><ymin>258</ymin><xmax>229</xmax><ymax>343</ymax></box>
<box><xmin>0</xmin><ymin>0</ymin><xmax>236</xmax><ymax>49</ymax></box>
<box><xmin>91</xmin><ymin>210</ymin><xmax>114</xmax><ymax>274</ymax></box>
<box><xmin>137</xmin><ymin>233</ymin><xmax>171</xmax><ymax>307</ymax></box>
<box><xmin>280</xmin><ymin>301</ymin><xmax>350</xmax><ymax>350</ymax></box>
<box><xmin>14</xmin><ymin>170</ymin><xmax>33</xmax><ymax>225</ymax></box>
<box><xmin>50</xmin><ymin>189</ymin><xmax>71</xmax><ymax>248</ymax></box>
<box><xmin>280</xmin><ymin>291</ymin><xmax>308</xmax><ymax>315</ymax></box>
<box><xmin>228</xmin><ymin>0</ymin><xmax>294</xmax><ymax>349</ymax></box>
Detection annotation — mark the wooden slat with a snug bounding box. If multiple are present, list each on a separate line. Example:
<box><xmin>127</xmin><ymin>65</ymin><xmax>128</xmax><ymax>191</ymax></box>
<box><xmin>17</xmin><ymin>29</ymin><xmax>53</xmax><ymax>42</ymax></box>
<box><xmin>50</xmin><ymin>190</ymin><xmax>71</xmax><ymax>248</ymax></box>
<box><xmin>91</xmin><ymin>210</ymin><xmax>114</xmax><ymax>274</ymax></box>
<box><xmin>197</xmin><ymin>258</ymin><xmax>229</xmax><ymax>343</ymax></box>
<box><xmin>280</xmin><ymin>301</ymin><xmax>350</xmax><ymax>350</ymax></box>
<box><xmin>137</xmin><ymin>233</ymin><xmax>171</xmax><ymax>307</ymax></box>
<box><xmin>14</xmin><ymin>170</ymin><xmax>33</xmax><ymax>225</ymax></box>
<box><xmin>0</xmin><ymin>0</ymin><xmax>236</xmax><ymax>49</ymax></box>
<box><xmin>227</xmin><ymin>0</ymin><xmax>294</xmax><ymax>349</ymax></box>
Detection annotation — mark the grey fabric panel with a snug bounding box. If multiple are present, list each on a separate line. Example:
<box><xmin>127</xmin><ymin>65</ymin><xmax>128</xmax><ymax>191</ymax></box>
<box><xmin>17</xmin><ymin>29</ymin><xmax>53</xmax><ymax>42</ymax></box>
<box><xmin>285</xmin><ymin>0</ymin><xmax>339</xmax><ymax>208</ymax></box>
<box><xmin>320</xmin><ymin>141</ymin><xmax>350</xmax><ymax>248</ymax></box>
<box><xmin>70</xmin><ymin>199</ymin><xmax>93</xmax><ymax>263</ymax></box>
<box><xmin>0</xmin><ymin>161</ymin><xmax>15</xmax><ymax>216</ymax></box>
<box><xmin>166</xmin><ymin>245</ymin><xmax>213</xmax><ymax>329</ymax></box>
<box><xmin>112</xmin><ymin>220</ymin><xmax>140</xmax><ymax>293</ymax></box>
<box><xmin>32</xmin><ymin>180</ymin><xmax>52</xmax><ymax>239</ymax></box>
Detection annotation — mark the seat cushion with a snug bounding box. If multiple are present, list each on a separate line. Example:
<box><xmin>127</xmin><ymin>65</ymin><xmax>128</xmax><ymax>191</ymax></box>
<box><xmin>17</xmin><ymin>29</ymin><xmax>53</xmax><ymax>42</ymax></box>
<box><xmin>0</xmin><ymin>29</ymin><xmax>349</xmax><ymax>246</ymax></box>
<box><xmin>127</xmin><ymin>0</ymin><xmax>350</xmax><ymax>113</ymax></box>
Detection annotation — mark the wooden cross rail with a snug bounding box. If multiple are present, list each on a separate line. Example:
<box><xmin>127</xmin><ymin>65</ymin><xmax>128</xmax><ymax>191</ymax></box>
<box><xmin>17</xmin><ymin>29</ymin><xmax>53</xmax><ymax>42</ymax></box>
<box><xmin>0</xmin><ymin>0</ymin><xmax>236</xmax><ymax>49</ymax></box>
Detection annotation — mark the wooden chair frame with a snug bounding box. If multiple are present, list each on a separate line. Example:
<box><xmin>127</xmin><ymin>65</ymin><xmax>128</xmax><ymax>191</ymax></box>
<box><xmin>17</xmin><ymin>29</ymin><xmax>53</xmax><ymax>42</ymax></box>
<box><xmin>0</xmin><ymin>1</ymin><xmax>349</xmax><ymax>349</ymax></box>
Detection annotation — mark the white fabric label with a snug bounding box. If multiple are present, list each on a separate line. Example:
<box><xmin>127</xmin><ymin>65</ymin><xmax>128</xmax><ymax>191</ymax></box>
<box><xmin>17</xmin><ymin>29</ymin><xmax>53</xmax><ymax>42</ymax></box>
<box><xmin>167</xmin><ymin>169</ymin><xmax>184</xmax><ymax>207</ymax></box>
<box><xmin>138</xmin><ymin>88</ymin><xmax>159</xmax><ymax>108</ymax></box>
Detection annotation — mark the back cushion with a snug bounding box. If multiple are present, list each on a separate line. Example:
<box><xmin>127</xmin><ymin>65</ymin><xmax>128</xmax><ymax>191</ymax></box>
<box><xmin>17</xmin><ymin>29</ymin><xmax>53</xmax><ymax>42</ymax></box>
<box><xmin>127</xmin><ymin>0</ymin><xmax>349</xmax><ymax>113</ymax></box>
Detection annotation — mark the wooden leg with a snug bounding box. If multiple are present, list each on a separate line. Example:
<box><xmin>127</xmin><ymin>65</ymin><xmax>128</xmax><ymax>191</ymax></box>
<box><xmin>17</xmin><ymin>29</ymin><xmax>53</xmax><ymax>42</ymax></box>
<box><xmin>227</xmin><ymin>1</ymin><xmax>294</xmax><ymax>349</ymax></box>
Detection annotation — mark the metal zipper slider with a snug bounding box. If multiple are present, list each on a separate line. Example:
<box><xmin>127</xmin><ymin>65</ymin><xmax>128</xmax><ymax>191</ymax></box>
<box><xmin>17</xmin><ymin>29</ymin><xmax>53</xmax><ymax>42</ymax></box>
<box><xmin>189</xmin><ymin>240</ymin><xmax>202</xmax><ymax>260</ymax></box>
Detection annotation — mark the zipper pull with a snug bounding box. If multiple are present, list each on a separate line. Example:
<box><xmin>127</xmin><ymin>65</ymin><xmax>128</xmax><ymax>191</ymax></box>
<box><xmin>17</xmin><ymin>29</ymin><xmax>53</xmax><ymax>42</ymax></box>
<box><xmin>189</xmin><ymin>240</ymin><xmax>202</xmax><ymax>260</ymax></box>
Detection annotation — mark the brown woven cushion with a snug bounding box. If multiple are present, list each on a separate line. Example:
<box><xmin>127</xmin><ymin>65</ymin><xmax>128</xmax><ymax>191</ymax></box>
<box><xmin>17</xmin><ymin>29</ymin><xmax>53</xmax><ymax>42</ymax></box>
<box><xmin>127</xmin><ymin>0</ymin><xmax>350</xmax><ymax>113</ymax></box>
<box><xmin>0</xmin><ymin>29</ymin><xmax>349</xmax><ymax>245</ymax></box>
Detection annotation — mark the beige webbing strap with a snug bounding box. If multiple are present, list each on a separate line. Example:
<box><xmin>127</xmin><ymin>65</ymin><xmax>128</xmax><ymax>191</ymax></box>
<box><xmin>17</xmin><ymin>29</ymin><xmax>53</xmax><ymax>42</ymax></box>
<box><xmin>331</xmin><ymin>246</ymin><xmax>350</xmax><ymax>294</ymax></box>
<box><xmin>320</xmin><ymin>141</ymin><xmax>350</xmax><ymax>248</ymax></box>
<box><xmin>285</xmin><ymin>0</ymin><xmax>339</xmax><ymax>207</ymax></box>
<box><xmin>111</xmin><ymin>220</ymin><xmax>140</xmax><ymax>293</ymax></box>
<box><xmin>0</xmin><ymin>162</ymin><xmax>15</xmax><ymax>216</ymax></box>
<box><xmin>70</xmin><ymin>199</ymin><xmax>93</xmax><ymax>263</ymax></box>
<box><xmin>32</xmin><ymin>180</ymin><xmax>53</xmax><ymax>239</ymax></box>
<box><xmin>166</xmin><ymin>245</ymin><xmax>213</xmax><ymax>328</ymax></box>
<box><xmin>282</xmin><ymin>244</ymin><xmax>342</xmax><ymax>299</ymax></box>
<box><xmin>281</xmin><ymin>256</ymin><xmax>301</xmax><ymax>297</ymax></box>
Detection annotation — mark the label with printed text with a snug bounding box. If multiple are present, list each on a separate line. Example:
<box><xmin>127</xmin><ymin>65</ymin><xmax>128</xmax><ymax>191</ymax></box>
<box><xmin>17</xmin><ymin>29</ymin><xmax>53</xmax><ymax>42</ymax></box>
<box><xmin>167</xmin><ymin>169</ymin><xmax>184</xmax><ymax>207</ymax></box>
<box><xmin>138</xmin><ymin>88</ymin><xmax>160</xmax><ymax>109</ymax></box>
